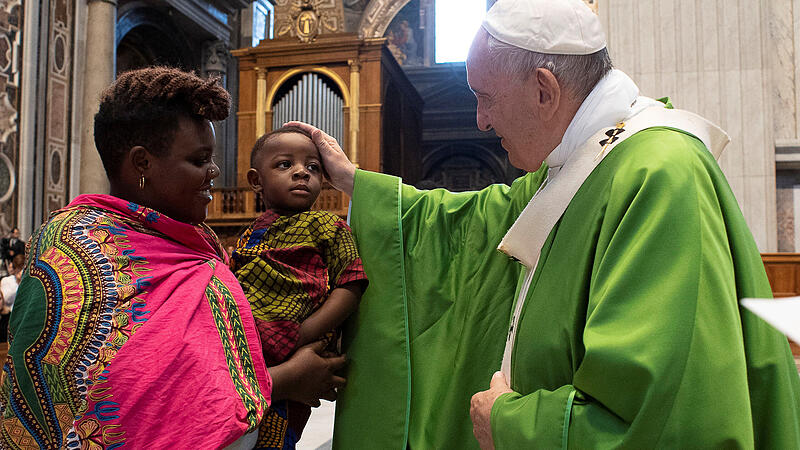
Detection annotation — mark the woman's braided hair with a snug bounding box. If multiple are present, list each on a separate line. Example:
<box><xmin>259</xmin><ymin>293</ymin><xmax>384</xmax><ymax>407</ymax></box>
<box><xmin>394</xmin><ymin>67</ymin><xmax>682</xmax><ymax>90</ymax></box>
<box><xmin>94</xmin><ymin>66</ymin><xmax>230</xmax><ymax>177</ymax></box>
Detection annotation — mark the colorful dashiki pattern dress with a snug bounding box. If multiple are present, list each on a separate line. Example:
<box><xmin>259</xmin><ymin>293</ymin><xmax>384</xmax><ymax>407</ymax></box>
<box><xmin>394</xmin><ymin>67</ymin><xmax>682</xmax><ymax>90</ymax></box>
<box><xmin>0</xmin><ymin>194</ymin><xmax>271</xmax><ymax>449</ymax></box>
<box><xmin>232</xmin><ymin>209</ymin><xmax>367</xmax><ymax>449</ymax></box>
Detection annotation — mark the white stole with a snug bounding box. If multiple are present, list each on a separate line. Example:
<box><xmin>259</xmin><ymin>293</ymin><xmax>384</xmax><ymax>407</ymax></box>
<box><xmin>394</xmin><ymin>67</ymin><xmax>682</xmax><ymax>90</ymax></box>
<box><xmin>498</xmin><ymin>105</ymin><xmax>730</xmax><ymax>380</ymax></box>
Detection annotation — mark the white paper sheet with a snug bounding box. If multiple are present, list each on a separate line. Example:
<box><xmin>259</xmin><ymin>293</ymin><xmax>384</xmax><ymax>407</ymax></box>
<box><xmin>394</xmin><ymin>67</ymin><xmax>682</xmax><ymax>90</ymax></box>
<box><xmin>741</xmin><ymin>297</ymin><xmax>800</xmax><ymax>344</ymax></box>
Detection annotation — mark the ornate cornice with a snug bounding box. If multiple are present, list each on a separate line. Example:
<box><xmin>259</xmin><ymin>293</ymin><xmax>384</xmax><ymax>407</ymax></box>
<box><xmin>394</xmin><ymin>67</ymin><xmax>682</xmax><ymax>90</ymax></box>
<box><xmin>163</xmin><ymin>0</ymin><xmax>232</xmax><ymax>42</ymax></box>
<box><xmin>357</xmin><ymin>0</ymin><xmax>411</xmax><ymax>38</ymax></box>
<box><xmin>359</xmin><ymin>0</ymin><xmax>598</xmax><ymax>40</ymax></box>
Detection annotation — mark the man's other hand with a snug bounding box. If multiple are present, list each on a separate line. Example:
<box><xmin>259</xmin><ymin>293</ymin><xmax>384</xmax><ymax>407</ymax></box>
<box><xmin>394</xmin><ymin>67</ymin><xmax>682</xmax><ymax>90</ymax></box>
<box><xmin>470</xmin><ymin>371</ymin><xmax>513</xmax><ymax>449</ymax></box>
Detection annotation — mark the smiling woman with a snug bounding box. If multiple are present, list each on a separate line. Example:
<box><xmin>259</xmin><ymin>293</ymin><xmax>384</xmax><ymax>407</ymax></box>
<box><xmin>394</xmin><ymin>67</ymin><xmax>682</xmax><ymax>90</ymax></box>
<box><xmin>93</xmin><ymin>68</ymin><xmax>227</xmax><ymax>225</ymax></box>
<box><xmin>130</xmin><ymin>115</ymin><xmax>219</xmax><ymax>224</ymax></box>
<box><xmin>0</xmin><ymin>67</ymin><xmax>348</xmax><ymax>449</ymax></box>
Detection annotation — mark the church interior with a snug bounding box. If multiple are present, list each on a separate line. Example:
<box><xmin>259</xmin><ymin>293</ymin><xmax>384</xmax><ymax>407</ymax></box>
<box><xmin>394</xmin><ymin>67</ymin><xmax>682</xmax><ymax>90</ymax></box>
<box><xmin>1</xmin><ymin>0</ymin><xmax>798</xmax><ymax>367</ymax></box>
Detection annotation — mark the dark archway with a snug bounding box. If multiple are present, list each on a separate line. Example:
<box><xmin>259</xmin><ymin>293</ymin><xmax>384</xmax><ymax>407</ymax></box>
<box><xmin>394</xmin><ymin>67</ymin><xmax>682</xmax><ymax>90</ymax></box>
<box><xmin>116</xmin><ymin>6</ymin><xmax>195</xmax><ymax>74</ymax></box>
<box><xmin>420</xmin><ymin>143</ymin><xmax>508</xmax><ymax>191</ymax></box>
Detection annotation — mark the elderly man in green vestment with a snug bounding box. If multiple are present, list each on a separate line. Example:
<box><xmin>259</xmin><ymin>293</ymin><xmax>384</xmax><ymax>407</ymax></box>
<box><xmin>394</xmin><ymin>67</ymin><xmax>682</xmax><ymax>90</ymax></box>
<box><xmin>292</xmin><ymin>0</ymin><xmax>800</xmax><ymax>448</ymax></box>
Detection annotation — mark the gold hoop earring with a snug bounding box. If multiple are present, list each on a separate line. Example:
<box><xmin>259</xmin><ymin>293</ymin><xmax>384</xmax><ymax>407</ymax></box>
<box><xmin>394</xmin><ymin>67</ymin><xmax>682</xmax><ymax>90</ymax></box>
<box><xmin>139</xmin><ymin>173</ymin><xmax>145</xmax><ymax>190</ymax></box>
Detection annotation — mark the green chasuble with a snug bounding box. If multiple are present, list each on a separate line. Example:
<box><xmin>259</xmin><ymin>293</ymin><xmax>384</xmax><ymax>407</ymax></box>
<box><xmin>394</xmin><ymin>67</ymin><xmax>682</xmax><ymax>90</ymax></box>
<box><xmin>334</xmin><ymin>127</ymin><xmax>800</xmax><ymax>449</ymax></box>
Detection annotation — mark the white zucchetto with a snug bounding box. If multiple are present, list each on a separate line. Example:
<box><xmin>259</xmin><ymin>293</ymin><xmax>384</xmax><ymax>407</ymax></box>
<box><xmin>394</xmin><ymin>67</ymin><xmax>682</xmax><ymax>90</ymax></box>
<box><xmin>482</xmin><ymin>0</ymin><xmax>606</xmax><ymax>55</ymax></box>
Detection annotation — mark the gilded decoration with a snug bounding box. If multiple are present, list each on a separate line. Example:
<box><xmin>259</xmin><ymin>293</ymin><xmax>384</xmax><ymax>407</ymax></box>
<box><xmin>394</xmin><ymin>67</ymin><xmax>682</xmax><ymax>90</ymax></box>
<box><xmin>358</xmin><ymin>0</ymin><xmax>411</xmax><ymax>38</ymax></box>
<box><xmin>274</xmin><ymin>0</ymin><xmax>344</xmax><ymax>42</ymax></box>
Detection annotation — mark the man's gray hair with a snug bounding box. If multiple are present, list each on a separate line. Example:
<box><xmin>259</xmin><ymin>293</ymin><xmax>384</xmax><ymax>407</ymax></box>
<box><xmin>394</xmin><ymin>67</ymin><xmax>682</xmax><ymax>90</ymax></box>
<box><xmin>486</xmin><ymin>33</ymin><xmax>613</xmax><ymax>102</ymax></box>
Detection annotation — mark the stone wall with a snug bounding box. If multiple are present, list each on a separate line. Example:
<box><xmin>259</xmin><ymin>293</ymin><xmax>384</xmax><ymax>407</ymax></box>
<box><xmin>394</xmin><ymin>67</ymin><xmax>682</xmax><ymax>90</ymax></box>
<box><xmin>600</xmin><ymin>0</ymin><xmax>777</xmax><ymax>251</ymax></box>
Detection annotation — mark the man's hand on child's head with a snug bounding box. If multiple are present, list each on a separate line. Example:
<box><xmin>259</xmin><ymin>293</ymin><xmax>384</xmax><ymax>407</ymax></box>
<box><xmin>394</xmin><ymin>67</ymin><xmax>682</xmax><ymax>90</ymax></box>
<box><xmin>285</xmin><ymin>121</ymin><xmax>355</xmax><ymax>196</ymax></box>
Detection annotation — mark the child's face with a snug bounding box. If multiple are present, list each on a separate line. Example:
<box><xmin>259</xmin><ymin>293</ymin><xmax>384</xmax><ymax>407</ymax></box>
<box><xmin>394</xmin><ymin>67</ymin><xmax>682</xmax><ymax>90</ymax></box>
<box><xmin>248</xmin><ymin>132</ymin><xmax>323</xmax><ymax>215</ymax></box>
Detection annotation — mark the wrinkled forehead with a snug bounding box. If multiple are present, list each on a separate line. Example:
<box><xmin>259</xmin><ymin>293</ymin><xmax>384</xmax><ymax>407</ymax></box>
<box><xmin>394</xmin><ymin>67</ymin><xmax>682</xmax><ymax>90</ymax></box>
<box><xmin>466</xmin><ymin>29</ymin><xmax>493</xmax><ymax>87</ymax></box>
<box><xmin>466</xmin><ymin>28</ymin><xmax>490</xmax><ymax>66</ymax></box>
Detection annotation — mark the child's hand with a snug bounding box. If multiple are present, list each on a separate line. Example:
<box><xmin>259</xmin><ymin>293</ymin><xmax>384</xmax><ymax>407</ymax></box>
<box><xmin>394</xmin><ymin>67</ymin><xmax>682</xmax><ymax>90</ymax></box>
<box><xmin>270</xmin><ymin>340</ymin><xmax>347</xmax><ymax>407</ymax></box>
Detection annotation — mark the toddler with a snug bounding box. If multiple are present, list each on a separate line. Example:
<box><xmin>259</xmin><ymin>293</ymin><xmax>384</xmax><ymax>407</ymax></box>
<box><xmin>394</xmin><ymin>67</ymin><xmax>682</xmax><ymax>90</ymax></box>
<box><xmin>231</xmin><ymin>125</ymin><xmax>367</xmax><ymax>449</ymax></box>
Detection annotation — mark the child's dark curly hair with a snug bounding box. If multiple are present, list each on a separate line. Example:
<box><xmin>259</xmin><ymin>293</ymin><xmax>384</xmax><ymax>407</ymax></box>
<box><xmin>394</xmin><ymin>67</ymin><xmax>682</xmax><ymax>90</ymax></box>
<box><xmin>250</xmin><ymin>125</ymin><xmax>315</xmax><ymax>168</ymax></box>
<box><xmin>94</xmin><ymin>66</ymin><xmax>230</xmax><ymax>177</ymax></box>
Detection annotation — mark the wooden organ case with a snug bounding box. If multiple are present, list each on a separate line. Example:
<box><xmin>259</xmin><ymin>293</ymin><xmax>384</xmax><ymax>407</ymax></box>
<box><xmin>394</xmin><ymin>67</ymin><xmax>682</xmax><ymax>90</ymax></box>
<box><xmin>213</xmin><ymin>34</ymin><xmax>423</xmax><ymax>223</ymax></box>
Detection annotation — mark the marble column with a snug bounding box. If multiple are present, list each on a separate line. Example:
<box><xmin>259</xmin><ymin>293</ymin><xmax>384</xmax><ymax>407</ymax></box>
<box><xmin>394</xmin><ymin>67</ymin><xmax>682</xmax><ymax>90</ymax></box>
<box><xmin>79</xmin><ymin>0</ymin><xmax>116</xmax><ymax>194</ymax></box>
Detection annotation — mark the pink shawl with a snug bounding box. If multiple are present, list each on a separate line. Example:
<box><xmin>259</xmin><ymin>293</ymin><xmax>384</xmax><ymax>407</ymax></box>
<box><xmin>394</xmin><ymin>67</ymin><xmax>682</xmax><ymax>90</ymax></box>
<box><xmin>1</xmin><ymin>194</ymin><xmax>270</xmax><ymax>448</ymax></box>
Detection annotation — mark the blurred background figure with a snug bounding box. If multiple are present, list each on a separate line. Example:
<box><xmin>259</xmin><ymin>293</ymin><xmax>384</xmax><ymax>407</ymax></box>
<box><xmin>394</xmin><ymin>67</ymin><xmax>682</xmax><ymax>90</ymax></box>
<box><xmin>0</xmin><ymin>254</ymin><xmax>24</xmax><ymax>343</ymax></box>
<box><xmin>0</xmin><ymin>228</ymin><xmax>24</xmax><ymax>276</ymax></box>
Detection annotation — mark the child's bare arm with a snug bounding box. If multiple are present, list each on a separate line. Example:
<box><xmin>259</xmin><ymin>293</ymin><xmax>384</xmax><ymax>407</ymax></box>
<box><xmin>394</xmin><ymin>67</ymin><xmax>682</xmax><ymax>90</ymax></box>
<box><xmin>297</xmin><ymin>281</ymin><xmax>362</xmax><ymax>347</ymax></box>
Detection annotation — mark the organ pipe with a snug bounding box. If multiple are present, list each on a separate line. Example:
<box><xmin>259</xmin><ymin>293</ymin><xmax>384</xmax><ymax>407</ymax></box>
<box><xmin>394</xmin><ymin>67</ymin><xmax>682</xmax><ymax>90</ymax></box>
<box><xmin>271</xmin><ymin>72</ymin><xmax>344</xmax><ymax>145</ymax></box>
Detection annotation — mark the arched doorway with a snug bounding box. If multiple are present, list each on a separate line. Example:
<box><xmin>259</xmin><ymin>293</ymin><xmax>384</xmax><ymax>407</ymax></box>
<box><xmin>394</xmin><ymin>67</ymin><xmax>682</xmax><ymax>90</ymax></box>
<box><xmin>116</xmin><ymin>6</ymin><xmax>195</xmax><ymax>74</ymax></box>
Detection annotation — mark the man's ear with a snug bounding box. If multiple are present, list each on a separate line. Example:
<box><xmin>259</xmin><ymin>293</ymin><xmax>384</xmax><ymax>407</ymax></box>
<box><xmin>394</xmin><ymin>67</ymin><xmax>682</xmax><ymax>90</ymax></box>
<box><xmin>534</xmin><ymin>68</ymin><xmax>561</xmax><ymax>121</ymax></box>
<box><xmin>129</xmin><ymin>146</ymin><xmax>151</xmax><ymax>174</ymax></box>
<box><xmin>246</xmin><ymin>168</ymin><xmax>262</xmax><ymax>193</ymax></box>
